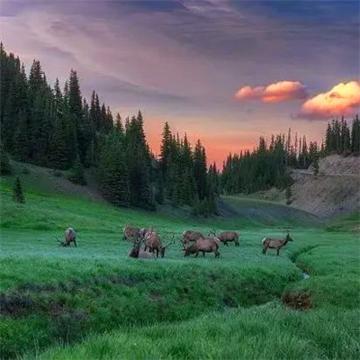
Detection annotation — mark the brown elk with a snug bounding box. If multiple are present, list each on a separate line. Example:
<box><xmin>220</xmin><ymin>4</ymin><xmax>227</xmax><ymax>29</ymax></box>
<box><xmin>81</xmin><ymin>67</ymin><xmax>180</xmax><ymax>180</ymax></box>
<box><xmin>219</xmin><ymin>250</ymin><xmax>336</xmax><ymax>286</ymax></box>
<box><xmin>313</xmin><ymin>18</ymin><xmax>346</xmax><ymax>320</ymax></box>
<box><xmin>57</xmin><ymin>227</ymin><xmax>77</xmax><ymax>247</ymax></box>
<box><xmin>182</xmin><ymin>230</ymin><xmax>204</xmax><ymax>245</ymax></box>
<box><xmin>123</xmin><ymin>225</ymin><xmax>140</xmax><ymax>242</ymax></box>
<box><xmin>144</xmin><ymin>231</ymin><xmax>175</xmax><ymax>258</ymax></box>
<box><xmin>128</xmin><ymin>238</ymin><xmax>155</xmax><ymax>259</ymax></box>
<box><xmin>183</xmin><ymin>236</ymin><xmax>220</xmax><ymax>258</ymax></box>
<box><xmin>262</xmin><ymin>233</ymin><xmax>294</xmax><ymax>255</ymax></box>
<box><xmin>209</xmin><ymin>230</ymin><xmax>239</xmax><ymax>246</ymax></box>
<box><xmin>139</xmin><ymin>227</ymin><xmax>152</xmax><ymax>240</ymax></box>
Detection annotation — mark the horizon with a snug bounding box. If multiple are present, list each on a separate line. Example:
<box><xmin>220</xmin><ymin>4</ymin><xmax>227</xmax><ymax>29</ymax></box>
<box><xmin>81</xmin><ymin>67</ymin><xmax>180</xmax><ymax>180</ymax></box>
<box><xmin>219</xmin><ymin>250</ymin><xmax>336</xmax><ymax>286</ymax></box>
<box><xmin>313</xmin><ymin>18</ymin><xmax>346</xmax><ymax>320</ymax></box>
<box><xmin>1</xmin><ymin>0</ymin><xmax>359</xmax><ymax>166</ymax></box>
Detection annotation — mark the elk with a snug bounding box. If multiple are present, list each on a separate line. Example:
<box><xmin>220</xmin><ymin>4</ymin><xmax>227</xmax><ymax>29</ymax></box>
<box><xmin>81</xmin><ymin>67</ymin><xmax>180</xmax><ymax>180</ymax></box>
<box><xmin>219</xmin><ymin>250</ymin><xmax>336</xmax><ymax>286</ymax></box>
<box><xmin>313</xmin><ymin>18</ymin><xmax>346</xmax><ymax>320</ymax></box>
<box><xmin>139</xmin><ymin>227</ymin><xmax>152</xmax><ymax>240</ymax></box>
<box><xmin>262</xmin><ymin>233</ymin><xmax>294</xmax><ymax>255</ymax></box>
<box><xmin>183</xmin><ymin>236</ymin><xmax>220</xmax><ymax>258</ymax></box>
<box><xmin>144</xmin><ymin>231</ymin><xmax>175</xmax><ymax>258</ymax></box>
<box><xmin>57</xmin><ymin>227</ymin><xmax>77</xmax><ymax>247</ymax></box>
<box><xmin>182</xmin><ymin>230</ymin><xmax>204</xmax><ymax>245</ymax></box>
<box><xmin>128</xmin><ymin>238</ymin><xmax>155</xmax><ymax>259</ymax></box>
<box><xmin>123</xmin><ymin>225</ymin><xmax>140</xmax><ymax>242</ymax></box>
<box><xmin>209</xmin><ymin>230</ymin><xmax>239</xmax><ymax>246</ymax></box>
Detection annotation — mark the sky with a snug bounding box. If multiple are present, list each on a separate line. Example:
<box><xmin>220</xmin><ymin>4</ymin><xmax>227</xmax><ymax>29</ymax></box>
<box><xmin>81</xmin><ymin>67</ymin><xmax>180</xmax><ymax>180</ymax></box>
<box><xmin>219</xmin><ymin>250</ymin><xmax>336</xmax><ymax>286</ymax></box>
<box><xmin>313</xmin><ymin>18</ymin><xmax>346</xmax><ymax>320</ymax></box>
<box><xmin>1</xmin><ymin>0</ymin><xmax>359</xmax><ymax>166</ymax></box>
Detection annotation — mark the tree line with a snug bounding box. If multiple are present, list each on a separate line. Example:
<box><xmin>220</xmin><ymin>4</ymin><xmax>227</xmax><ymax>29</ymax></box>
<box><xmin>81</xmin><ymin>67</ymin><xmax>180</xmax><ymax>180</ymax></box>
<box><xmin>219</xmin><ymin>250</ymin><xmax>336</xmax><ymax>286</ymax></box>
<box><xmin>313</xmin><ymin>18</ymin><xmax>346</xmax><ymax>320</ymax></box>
<box><xmin>221</xmin><ymin>116</ymin><xmax>359</xmax><ymax>195</ymax></box>
<box><xmin>0</xmin><ymin>44</ymin><xmax>219</xmax><ymax>214</ymax></box>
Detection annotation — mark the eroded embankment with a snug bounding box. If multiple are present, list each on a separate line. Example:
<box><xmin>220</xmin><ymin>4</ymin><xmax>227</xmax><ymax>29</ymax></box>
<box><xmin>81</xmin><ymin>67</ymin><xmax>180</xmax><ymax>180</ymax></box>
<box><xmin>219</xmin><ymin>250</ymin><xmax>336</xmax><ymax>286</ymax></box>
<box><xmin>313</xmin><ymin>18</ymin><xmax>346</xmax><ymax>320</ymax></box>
<box><xmin>281</xmin><ymin>245</ymin><xmax>320</xmax><ymax>310</ymax></box>
<box><xmin>0</xmin><ymin>263</ymin><xmax>298</xmax><ymax>359</ymax></box>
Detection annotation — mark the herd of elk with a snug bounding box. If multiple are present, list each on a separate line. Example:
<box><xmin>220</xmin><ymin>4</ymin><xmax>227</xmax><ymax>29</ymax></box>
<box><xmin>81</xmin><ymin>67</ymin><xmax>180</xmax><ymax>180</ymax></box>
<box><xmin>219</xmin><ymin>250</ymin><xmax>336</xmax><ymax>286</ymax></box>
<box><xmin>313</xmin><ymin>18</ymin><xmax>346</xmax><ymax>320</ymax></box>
<box><xmin>262</xmin><ymin>232</ymin><xmax>293</xmax><ymax>255</ymax></box>
<box><xmin>58</xmin><ymin>224</ymin><xmax>293</xmax><ymax>258</ymax></box>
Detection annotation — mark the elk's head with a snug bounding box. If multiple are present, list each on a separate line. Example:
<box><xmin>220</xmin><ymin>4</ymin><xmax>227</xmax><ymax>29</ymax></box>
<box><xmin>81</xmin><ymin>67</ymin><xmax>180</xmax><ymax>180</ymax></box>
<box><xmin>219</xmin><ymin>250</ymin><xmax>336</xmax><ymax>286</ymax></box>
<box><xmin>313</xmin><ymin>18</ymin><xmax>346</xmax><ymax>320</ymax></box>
<box><xmin>286</xmin><ymin>232</ymin><xmax>294</xmax><ymax>242</ymax></box>
<box><xmin>208</xmin><ymin>229</ymin><xmax>217</xmax><ymax>237</ymax></box>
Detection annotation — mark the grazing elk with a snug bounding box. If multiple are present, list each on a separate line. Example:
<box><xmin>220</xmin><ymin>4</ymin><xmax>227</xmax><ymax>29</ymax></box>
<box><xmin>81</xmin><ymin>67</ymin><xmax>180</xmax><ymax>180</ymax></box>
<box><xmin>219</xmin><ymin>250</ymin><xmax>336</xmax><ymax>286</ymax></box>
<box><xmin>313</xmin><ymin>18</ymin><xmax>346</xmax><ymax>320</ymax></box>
<box><xmin>262</xmin><ymin>232</ymin><xmax>293</xmax><ymax>255</ymax></box>
<box><xmin>139</xmin><ymin>227</ymin><xmax>152</xmax><ymax>240</ymax></box>
<box><xmin>57</xmin><ymin>227</ymin><xmax>77</xmax><ymax>247</ymax></box>
<box><xmin>144</xmin><ymin>231</ymin><xmax>175</xmax><ymax>258</ymax></box>
<box><xmin>209</xmin><ymin>230</ymin><xmax>239</xmax><ymax>246</ymax></box>
<box><xmin>123</xmin><ymin>225</ymin><xmax>140</xmax><ymax>242</ymax></box>
<box><xmin>183</xmin><ymin>236</ymin><xmax>220</xmax><ymax>258</ymax></box>
<box><xmin>128</xmin><ymin>239</ymin><xmax>155</xmax><ymax>259</ymax></box>
<box><xmin>182</xmin><ymin>230</ymin><xmax>204</xmax><ymax>245</ymax></box>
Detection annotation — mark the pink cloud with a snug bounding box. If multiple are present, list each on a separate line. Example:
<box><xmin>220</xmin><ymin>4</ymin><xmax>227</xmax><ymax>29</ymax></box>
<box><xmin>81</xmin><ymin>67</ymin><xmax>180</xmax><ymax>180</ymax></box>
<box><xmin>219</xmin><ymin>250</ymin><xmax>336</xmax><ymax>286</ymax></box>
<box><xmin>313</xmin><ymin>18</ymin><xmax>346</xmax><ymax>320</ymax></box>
<box><xmin>300</xmin><ymin>81</ymin><xmax>360</xmax><ymax>119</ymax></box>
<box><xmin>235</xmin><ymin>81</ymin><xmax>307</xmax><ymax>103</ymax></box>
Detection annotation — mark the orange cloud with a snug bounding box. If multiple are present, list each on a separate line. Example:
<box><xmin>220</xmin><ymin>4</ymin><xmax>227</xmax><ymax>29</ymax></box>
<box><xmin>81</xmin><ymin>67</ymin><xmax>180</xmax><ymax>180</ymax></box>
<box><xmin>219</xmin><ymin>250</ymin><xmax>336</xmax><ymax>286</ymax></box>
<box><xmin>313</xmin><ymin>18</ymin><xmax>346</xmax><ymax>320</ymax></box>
<box><xmin>300</xmin><ymin>81</ymin><xmax>360</xmax><ymax>119</ymax></box>
<box><xmin>235</xmin><ymin>81</ymin><xmax>307</xmax><ymax>103</ymax></box>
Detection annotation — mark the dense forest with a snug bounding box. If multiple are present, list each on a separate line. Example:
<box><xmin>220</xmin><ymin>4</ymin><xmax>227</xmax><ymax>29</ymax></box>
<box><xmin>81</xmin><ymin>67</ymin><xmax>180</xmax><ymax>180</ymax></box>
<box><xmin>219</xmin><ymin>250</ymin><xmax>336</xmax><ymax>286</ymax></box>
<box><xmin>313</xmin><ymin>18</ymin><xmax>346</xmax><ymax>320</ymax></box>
<box><xmin>0</xmin><ymin>44</ymin><xmax>359</xmax><ymax>212</ymax></box>
<box><xmin>0</xmin><ymin>44</ymin><xmax>218</xmax><ymax>214</ymax></box>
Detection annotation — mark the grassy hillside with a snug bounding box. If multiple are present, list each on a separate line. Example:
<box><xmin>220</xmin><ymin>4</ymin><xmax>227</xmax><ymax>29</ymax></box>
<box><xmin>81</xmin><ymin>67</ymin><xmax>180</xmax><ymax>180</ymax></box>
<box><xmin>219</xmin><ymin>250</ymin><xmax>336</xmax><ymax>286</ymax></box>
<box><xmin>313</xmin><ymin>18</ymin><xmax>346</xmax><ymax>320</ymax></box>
<box><xmin>0</xmin><ymin>162</ymin><xmax>359</xmax><ymax>359</ymax></box>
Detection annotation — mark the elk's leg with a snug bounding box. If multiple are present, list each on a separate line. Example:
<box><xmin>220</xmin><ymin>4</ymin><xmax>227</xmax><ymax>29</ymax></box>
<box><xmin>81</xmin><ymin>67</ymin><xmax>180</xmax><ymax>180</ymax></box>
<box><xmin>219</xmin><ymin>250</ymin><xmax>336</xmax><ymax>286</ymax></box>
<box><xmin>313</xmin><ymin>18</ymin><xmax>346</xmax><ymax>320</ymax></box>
<box><xmin>195</xmin><ymin>251</ymin><xmax>199</xmax><ymax>258</ymax></box>
<box><xmin>224</xmin><ymin>241</ymin><xmax>229</xmax><ymax>246</ymax></box>
<box><xmin>277</xmin><ymin>249</ymin><xmax>280</xmax><ymax>256</ymax></box>
<box><xmin>235</xmin><ymin>241</ymin><xmax>240</xmax><ymax>247</ymax></box>
<box><xmin>73</xmin><ymin>239</ymin><xmax>77</xmax><ymax>247</ymax></box>
<box><xmin>202</xmin><ymin>251</ymin><xmax>205</xmax><ymax>257</ymax></box>
<box><xmin>262</xmin><ymin>246</ymin><xmax>267</xmax><ymax>254</ymax></box>
<box><xmin>215</xmin><ymin>250</ymin><xmax>220</xmax><ymax>258</ymax></box>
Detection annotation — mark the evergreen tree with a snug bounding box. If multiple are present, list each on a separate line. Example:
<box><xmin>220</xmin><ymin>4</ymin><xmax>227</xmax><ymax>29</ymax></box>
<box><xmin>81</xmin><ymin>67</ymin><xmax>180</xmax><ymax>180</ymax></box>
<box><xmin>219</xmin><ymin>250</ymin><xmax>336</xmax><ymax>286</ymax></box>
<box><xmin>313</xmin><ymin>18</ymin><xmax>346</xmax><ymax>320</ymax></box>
<box><xmin>13</xmin><ymin>177</ymin><xmax>25</xmax><ymax>203</ymax></box>
<box><xmin>67</xmin><ymin>156</ymin><xmax>87</xmax><ymax>185</ymax></box>
<box><xmin>0</xmin><ymin>145</ymin><xmax>12</xmax><ymax>175</ymax></box>
<box><xmin>351</xmin><ymin>115</ymin><xmax>360</xmax><ymax>153</ymax></box>
<box><xmin>98</xmin><ymin>131</ymin><xmax>130</xmax><ymax>206</ymax></box>
<box><xmin>285</xmin><ymin>185</ymin><xmax>292</xmax><ymax>205</ymax></box>
<box><xmin>313</xmin><ymin>156</ymin><xmax>319</xmax><ymax>176</ymax></box>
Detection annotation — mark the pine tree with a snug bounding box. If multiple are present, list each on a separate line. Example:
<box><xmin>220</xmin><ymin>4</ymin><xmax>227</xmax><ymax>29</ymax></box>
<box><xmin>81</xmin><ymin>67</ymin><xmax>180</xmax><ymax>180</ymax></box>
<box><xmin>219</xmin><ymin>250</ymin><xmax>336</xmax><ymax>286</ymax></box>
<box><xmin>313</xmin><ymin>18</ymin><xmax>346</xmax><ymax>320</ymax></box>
<box><xmin>0</xmin><ymin>144</ymin><xmax>12</xmax><ymax>175</ymax></box>
<box><xmin>13</xmin><ymin>177</ymin><xmax>25</xmax><ymax>203</ymax></box>
<box><xmin>285</xmin><ymin>185</ymin><xmax>292</xmax><ymax>205</ymax></box>
<box><xmin>351</xmin><ymin>115</ymin><xmax>360</xmax><ymax>153</ymax></box>
<box><xmin>67</xmin><ymin>156</ymin><xmax>87</xmax><ymax>185</ymax></box>
<box><xmin>98</xmin><ymin>131</ymin><xmax>130</xmax><ymax>206</ymax></box>
<box><xmin>313</xmin><ymin>156</ymin><xmax>319</xmax><ymax>176</ymax></box>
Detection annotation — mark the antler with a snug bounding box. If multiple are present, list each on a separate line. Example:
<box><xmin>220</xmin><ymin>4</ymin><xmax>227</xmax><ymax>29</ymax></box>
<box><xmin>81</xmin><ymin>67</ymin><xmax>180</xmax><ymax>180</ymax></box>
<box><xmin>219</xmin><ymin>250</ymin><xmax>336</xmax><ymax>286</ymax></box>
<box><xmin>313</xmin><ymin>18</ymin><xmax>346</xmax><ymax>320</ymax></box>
<box><xmin>208</xmin><ymin>229</ymin><xmax>217</xmax><ymax>236</ymax></box>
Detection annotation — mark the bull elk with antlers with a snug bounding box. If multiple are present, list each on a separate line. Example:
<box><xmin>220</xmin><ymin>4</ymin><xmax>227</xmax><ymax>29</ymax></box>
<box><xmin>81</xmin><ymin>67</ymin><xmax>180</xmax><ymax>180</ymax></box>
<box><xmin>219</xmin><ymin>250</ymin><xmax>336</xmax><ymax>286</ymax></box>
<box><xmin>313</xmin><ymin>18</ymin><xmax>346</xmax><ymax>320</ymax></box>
<box><xmin>209</xmin><ymin>230</ymin><xmax>239</xmax><ymax>246</ymax></box>
<box><xmin>262</xmin><ymin>232</ymin><xmax>293</xmax><ymax>255</ymax></box>
<box><xmin>144</xmin><ymin>231</ymin><xmax>175</xmax><ymax>258</ymax></box>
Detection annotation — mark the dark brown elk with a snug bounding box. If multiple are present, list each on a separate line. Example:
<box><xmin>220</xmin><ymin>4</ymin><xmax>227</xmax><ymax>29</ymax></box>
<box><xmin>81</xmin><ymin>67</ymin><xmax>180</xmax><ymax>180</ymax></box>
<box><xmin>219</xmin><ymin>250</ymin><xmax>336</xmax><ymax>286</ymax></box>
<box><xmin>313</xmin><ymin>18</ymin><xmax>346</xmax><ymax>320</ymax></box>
<box><xmin>57</xmin><ymin>227</ymin><xmax>77</xmax><ymax>247</ymax></box>
<box><xmin>128</xmin><ymin>239</ymin><xmax>155</xmax><ymax>259</ymax></box>
<box><xmin>183</xmin><ymin>236</ymin><xmax>220</xmax><ymax>258</ymax></box>
<box><xmin>144</xmin><ymin>231</ymin><xmax>175</xmax><ymax>258</ymax></box>
<box><xmin>123</xmin><ymin>225</ymin><xmax>140</xmax><ymax>242</ymax></box>
<box><xmin>182</xmin><ymin>230</ymin><xmax>204</xmax><ymax>245</ymax></box>
<box><xmin>262</xmin><ymin>233</ymin><xmax>294</xmax><ymax>255</ymax></box>
<box><xmin>209</xmin><ymin>230</ymin><xmax>239</xmax><ymax>246</ymax></box>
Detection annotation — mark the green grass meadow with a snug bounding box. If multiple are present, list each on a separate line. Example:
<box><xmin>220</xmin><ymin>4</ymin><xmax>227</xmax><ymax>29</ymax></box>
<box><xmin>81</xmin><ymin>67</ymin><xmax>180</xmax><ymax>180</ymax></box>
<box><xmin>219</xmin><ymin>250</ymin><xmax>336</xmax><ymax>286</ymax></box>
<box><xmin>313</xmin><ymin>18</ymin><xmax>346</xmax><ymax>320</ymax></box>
<box><xmin>0</xmin><ymin>164</ymin><xmax>359</xmax><ymax>359</ymax></box>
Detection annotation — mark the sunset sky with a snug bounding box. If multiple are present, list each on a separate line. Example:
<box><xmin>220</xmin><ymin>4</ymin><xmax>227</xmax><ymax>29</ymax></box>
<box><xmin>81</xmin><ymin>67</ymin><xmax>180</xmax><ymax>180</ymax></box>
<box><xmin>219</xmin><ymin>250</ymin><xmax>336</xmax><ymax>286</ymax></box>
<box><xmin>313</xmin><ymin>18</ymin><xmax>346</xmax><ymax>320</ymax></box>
<box><xmin>1</xmin><ymin>0</ymin><xmax>359</xmax><ymax>166</ymax></box>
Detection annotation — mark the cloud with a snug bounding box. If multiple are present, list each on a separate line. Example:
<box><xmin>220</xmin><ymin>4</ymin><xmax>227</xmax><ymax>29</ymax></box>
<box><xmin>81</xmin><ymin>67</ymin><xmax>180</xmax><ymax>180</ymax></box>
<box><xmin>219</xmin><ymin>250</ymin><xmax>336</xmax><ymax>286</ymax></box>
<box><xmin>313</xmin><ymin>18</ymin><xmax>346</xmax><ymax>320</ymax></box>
<box><xmin>300</xmin><ymin>81</ymin><xmax>360</xmax><ymax>119</ymax></box>
<box><xmin>235</xmin><ymin>81</ymin><xmax>307</xmax><ymax>103</ymax></box>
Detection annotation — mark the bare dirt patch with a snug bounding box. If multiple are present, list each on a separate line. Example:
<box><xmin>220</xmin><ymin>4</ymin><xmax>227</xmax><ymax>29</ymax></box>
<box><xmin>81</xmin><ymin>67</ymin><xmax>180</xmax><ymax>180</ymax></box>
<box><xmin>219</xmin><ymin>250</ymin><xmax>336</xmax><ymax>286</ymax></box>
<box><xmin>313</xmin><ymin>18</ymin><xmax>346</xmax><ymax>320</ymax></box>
<box><xmin>282</xmin><ymin>291</ymin><xmax>312</xmax><ymax>310</ymax></box>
